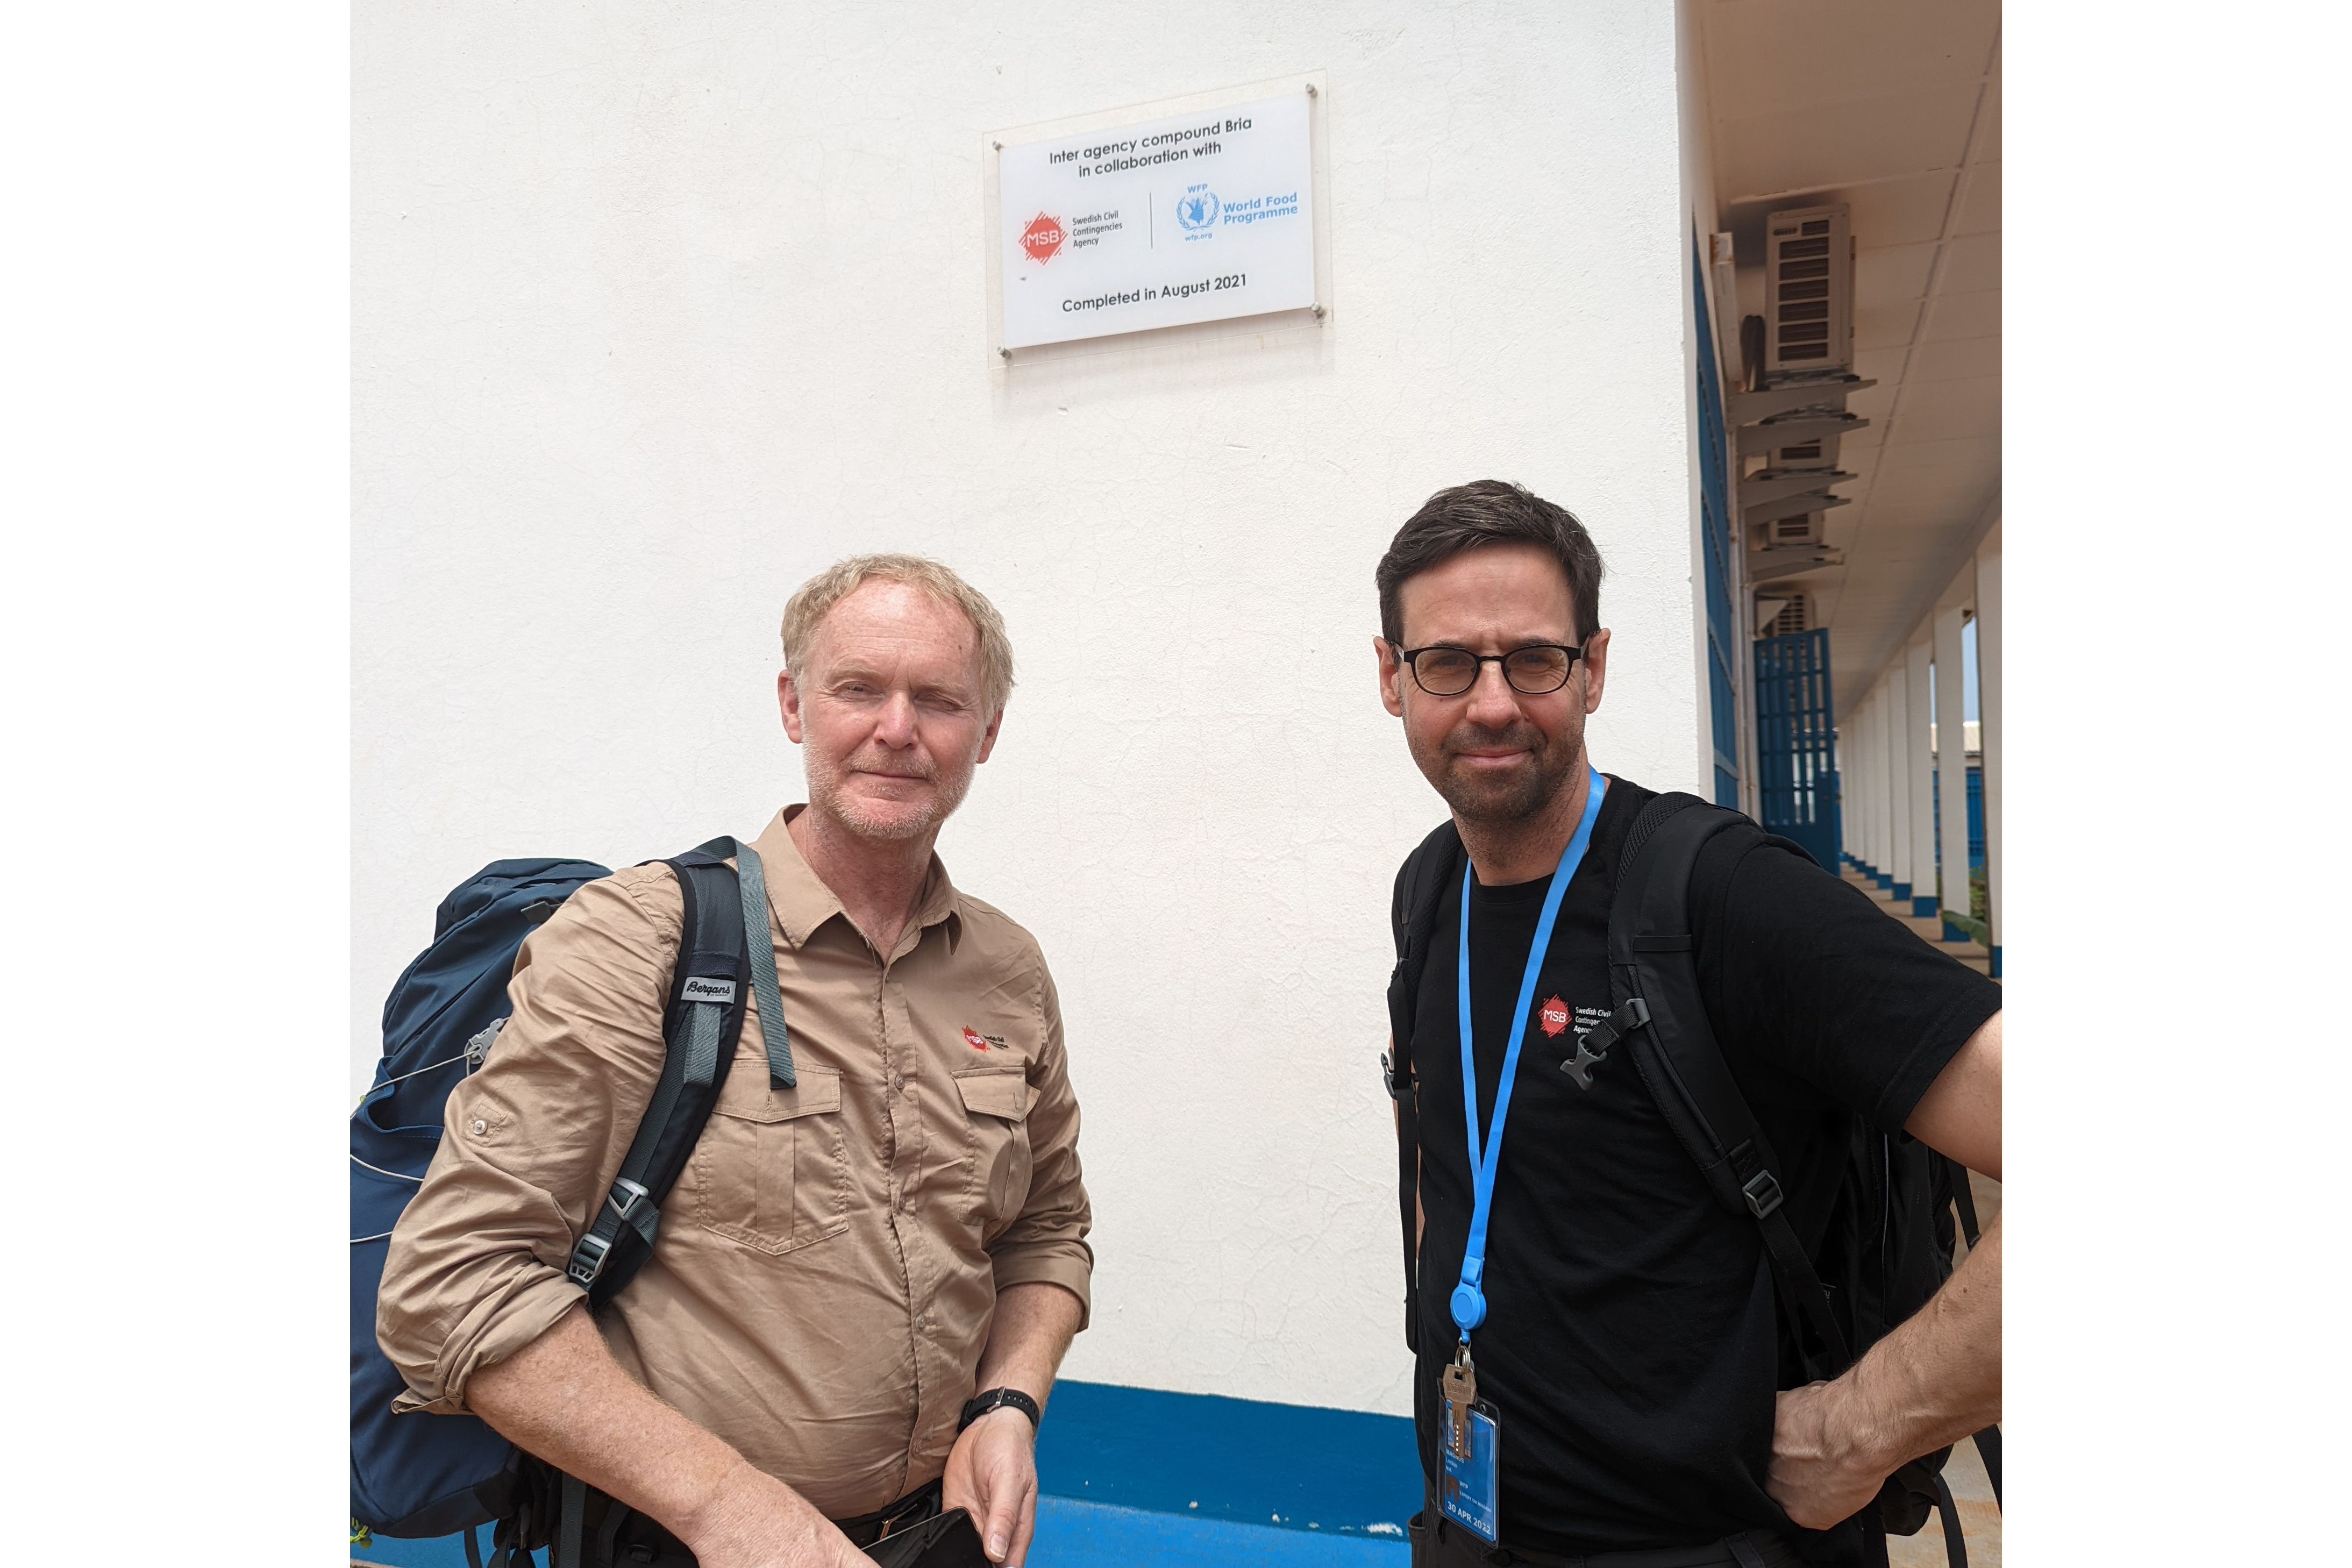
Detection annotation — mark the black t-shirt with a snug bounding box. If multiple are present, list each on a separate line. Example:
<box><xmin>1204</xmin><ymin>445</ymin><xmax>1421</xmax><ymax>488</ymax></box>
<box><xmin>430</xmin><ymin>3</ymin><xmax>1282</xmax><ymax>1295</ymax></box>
<box><xmin>1408</xmin><ymin>776</ymin><xmax>2001</xmax><ymax>1561</ymax></box>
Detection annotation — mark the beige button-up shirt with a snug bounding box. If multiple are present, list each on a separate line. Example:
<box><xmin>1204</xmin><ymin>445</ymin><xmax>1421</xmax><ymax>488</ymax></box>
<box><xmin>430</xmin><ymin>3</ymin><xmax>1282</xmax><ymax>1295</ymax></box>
<box><xmin>376</xmin><ymin>807</ymin><xmax>1093</xmax><ymax>1519</ymax></box>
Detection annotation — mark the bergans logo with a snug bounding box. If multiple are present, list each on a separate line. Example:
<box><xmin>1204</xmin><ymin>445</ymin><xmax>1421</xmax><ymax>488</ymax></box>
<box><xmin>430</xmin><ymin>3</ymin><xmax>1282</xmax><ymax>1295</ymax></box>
<box><xmin>1538</xmin><ymin>996</ymin><xmax>1571</xmax><ymax>1037</ymax></box>
<box><xmin>961</xmin><ymin>1026</ymin><xmax>1008</xmax><ymax>1051</ymax></box>
<box><xmin>682</xmin><ymin>977</ymin><xmax>737</xmax><ymax>1003</ymax></box>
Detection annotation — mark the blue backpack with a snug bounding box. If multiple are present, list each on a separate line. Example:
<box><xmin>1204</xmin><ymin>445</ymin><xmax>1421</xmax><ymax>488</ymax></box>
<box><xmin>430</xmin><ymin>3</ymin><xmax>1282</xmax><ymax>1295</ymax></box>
<box><xmin>350</xmin><ymin>837</ymin><xmax>795</xmax><ymax>1558</ymax></box>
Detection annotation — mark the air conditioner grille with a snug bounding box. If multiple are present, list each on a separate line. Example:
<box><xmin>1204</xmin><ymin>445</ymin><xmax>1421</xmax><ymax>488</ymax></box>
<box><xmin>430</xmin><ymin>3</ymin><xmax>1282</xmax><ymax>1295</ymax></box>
<box><xmin>1766</xmin><ymin>596</ymin><xmax>1809</xmax><ymax>636</ymax></box>
<box><xmin>1763</xmin><ymin>204</ymin><xmax>1852</xmax><ymax>380</ymax></box>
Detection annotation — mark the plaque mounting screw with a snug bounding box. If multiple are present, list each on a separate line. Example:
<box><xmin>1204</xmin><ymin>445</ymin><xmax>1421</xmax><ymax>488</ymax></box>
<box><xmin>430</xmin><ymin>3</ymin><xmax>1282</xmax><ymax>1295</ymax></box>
<box><xmin>992</xmin><ymin>140</ymin><xmax>1003</xmax><ymax>151</ymax></box>
<box><xmin>999</xmin><ymin>347</ymin><xmax>1011</xmax><ymax>361</ymax></box>
<box><xmin>1311</xmin><ymin>304</ymin><xmax>1325</xmax><ymax>318</ymax></box>
<box><xmin>1306</xmin><ymin>83</ymin><xmax>1318</xmax><ymax>96</ymax></box>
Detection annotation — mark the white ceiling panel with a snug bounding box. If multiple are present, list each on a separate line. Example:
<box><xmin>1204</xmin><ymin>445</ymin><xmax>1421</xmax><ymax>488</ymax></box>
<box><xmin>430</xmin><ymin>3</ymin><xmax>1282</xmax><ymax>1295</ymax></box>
<box><xmin>1938</xmin><ymin>232</ymin><xmax>2001</xmax><ymax>294</ymax></box>
<box><xmin>1906</xmin><ymin>337</ymin><xmax>2000</xmax><ymax>382</ymax></box>
<box><xmin>1851</xmin><ymin>346</ymin><xmax>1910</xmax><ymax>384</ymax></box>
<box><xmin>1854</xmin><ymin>300</ymin><xmax>1924</xmax><ymax>350</ymax></box>
<box><xmin>1855</xmin><ymin>241</ymin><xmax>1938</xmax><ymax>310</ymax></box>
<box><xmin>1844</xmin><ymin>172</ymin><xmax>1962</xmax><ymax>248</ymax></box>
<box><xmin>1890</xmin><ymin>376</ymin><xmax>1999</xmax><ymax>440</ymax></box>
<box><xmin>1924</xmin><ymin>288</ymin><xmax>2000</xmax><ymax>341</ymax></box>
<box><xmin>1703</xmin><ymin>0</ymin><xmax>2001</xmax><ymax>120</ymax></box>
<box><xmin>1867</xmin><ymin>435</ymin><xmax>2000</xmax><ymax>474</ymax></box>
<box><xmin>1714</xmin><ymin>88</ymin><xmax>1982</xmax><ymax>200</ymax></box>
<box><xmin>1953</xmin><ymin>161</ymin><xmax>2000</xmax><ymax>235</ymax></box>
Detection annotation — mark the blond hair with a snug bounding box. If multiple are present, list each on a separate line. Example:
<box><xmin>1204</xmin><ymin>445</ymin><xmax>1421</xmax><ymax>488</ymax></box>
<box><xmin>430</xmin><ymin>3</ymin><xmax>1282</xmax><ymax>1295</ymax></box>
<box><xmin>779</xmin><ymin>554</ymin><xmax>1016</xmax><ymax>716</ymax></box>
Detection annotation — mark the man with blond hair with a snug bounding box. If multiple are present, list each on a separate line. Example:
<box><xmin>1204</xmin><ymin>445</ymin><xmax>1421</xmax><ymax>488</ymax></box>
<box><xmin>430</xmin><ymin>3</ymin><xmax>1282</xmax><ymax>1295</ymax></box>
<box><xmin>380</xmin><ymin>555</ymin><xmax>1093</xmax><ymax>1568</ymax></box>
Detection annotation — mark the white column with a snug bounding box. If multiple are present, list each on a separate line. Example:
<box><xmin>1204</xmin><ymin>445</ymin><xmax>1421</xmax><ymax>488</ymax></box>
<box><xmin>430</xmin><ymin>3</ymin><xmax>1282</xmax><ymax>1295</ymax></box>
<box><xmin>1933</xmin><ymin>603</ymin><xmax>1970</xmax><ymax>935</ymax></box>
<box><xmin>1838</xmin><ymin>714</ymin><xmax>1857</xmax><ymax>863</ymax></box>
<box><xmin>1904</xmin><ymin>637</ymin><xmax>1936</xmax><ymax>918</ymax></box>
<box><xmin>1976</xmin><ymin>532</ymin><xmax>2001</xmax><ymax>972</ymax></box>
<box><xmin>1885</xmin><ymin>666</ymin><xmax>1912</xmax><ymax>897</ymax></box>
<box><xmin>1855</xmin><ymin>687</ymin><xmax>1878</xmax><ymax>874</ymax></box>
<box><xmin>1871</xmin><ymin>682</ymin><xmax>1893</xmax><ymax>880</ymax></box>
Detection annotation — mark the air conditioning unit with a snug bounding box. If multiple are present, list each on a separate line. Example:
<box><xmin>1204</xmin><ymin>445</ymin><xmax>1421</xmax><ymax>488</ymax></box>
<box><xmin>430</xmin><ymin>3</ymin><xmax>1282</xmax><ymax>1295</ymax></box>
<box><xmin>1770</xmin><ymin>512</ymin><xmax>1822</xmax><ymax>546</ymax></box>
<box><xmin>1757</xmin><ymin>593</ymin><xmax>1809</xmax><ymax>637</ymax></box>
<box><xmin>1764</xmin><ymin>204</ymin><xmax>1852</xmax><ymax>380</ymax></box>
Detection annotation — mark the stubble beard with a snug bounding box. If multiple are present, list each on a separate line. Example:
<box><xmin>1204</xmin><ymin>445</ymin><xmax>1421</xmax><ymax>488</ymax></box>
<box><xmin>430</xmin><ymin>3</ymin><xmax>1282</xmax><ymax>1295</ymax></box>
<box><xmin>806</xmin><ymin>747</ymin><xmax>975</xmax><ymax>844</ymax></box>
<box><xmin>1414</xmin><ymin>716</ymin><xmax>1585</xmax><ymax>831</ymax></box>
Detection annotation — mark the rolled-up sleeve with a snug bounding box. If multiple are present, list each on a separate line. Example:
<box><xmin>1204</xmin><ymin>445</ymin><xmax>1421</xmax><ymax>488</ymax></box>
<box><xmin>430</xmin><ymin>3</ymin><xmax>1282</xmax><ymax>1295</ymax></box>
<box><xmin>376</xmin><ymin>870</ymin><xmax>680</xmax><ymax>1413</ymax></box>
<box><xmin>988</xmin><ymin>959</ymin><xmax>1095</xmax><ymax>1329</ymax></box>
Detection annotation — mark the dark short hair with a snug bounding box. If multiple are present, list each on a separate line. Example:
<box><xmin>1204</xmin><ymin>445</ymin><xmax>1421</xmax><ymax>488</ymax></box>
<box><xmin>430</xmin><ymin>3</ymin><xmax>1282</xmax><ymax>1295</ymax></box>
<box><xmin>1375</xmin><ymin>480</ymin><xmax>1604</xmax><ymax>646</ymax></box>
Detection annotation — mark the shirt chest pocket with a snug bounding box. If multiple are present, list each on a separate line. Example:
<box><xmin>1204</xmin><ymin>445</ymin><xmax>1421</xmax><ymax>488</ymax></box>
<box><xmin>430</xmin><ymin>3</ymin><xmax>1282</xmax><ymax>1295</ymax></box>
<box><xmin>953</xmin><ymin>1067</ymin><xmax>1033</xmax><ymax>1239</ymax></box>
<box><xmin>691</xmin><ymin>1065</ymin><xmax>849</xmax><ymax>1257</ymax></box>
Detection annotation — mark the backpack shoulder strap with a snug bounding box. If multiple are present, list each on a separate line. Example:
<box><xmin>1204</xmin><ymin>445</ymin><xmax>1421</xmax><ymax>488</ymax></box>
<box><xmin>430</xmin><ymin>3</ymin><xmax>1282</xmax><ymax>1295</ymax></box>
<box><xmin>564</xmin><ymin>840</ymin><xmax>766</xmax><ymax>1309</ymax></box>
<box><xmin>1604</xmin><ymin>793</ymin><xmax>1855</xmax><ymax>1377</ymax></box>
<box><xmin>1385</xmin><ymin>817</ymin><xmax>1464</xmax><ymax>1354</ymax></box>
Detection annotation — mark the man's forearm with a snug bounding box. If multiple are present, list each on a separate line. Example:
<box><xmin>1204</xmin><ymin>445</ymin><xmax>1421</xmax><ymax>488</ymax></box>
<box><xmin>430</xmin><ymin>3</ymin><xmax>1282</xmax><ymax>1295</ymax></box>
<box><xmin>973</xmin><ymin>1282</ymin><xmax>1084</xmax><ymax>1405</ymax></box>
<box><xmin>1841</xmin><ymin>1207</ymin><xmax>2001</xmax><ymax>1462</ymax></box>
<box><xmin>1772</xmin><ymin>1208</ymin><xmax>2001</xmax><ymax>1526</ymax></box>
<box><xmin>465</xmin><ymin>1304</ymin><xmax>849</xmax><ymax>1564</ymax></box>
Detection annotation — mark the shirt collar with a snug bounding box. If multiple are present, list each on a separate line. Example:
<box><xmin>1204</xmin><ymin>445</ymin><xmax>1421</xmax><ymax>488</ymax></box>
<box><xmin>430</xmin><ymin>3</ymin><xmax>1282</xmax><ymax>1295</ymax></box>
<box><xmin>749</xmin><ymin>805</ymin><xmax>964</xmax><ymax>954</ymax></box>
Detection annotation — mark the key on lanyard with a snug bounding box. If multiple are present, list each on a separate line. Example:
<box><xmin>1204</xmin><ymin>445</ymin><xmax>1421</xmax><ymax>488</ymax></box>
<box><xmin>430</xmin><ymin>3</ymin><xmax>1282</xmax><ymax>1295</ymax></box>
<box><xmin>1442</xmin><ymin>1343</ymin><xmax>1479</xmax><ymax>1459</ymax></box>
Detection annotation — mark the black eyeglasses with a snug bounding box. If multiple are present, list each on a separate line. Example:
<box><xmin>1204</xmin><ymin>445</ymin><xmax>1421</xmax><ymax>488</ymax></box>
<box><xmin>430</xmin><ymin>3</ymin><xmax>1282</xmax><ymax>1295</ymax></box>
<box><xmin>1391</xmin><ymin>641</ymin><xmax>1590</xmax><ymax>697</ymax></box>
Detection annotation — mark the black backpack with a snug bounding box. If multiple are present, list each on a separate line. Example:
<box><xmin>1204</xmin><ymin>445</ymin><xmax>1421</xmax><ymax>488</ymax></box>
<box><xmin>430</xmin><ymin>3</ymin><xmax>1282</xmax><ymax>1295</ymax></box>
<box><xmin>1382</xmin><ymin>792</ymin><xmax>1999</xmax><ymax>1566</ymax></box>
<box><xmin>352</xmin><ymin>836</ymin><xmax>795</xmax><ymax>1568</ymax></box>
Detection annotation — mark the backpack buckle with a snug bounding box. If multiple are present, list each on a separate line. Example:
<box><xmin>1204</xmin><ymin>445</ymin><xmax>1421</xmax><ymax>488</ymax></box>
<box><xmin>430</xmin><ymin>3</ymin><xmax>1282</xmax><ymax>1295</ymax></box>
<box><xmin>1741</xmin><ymin>1170</ymin><xmax>1785</xmax><ymax>1220</ymax></box>
<box><xmin>605</xmin><ymin>1178</ymin><xmax>650</xmax><ymax>1221</ymax></box>
<box><xmin>565</xmin><ymin>1231</ymin><xmax>613</xmax><ymax>1287</ymax></box>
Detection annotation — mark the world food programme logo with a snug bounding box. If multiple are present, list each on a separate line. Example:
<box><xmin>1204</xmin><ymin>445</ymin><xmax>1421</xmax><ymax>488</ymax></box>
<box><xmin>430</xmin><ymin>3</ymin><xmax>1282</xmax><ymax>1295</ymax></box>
<box><xmin>1175</xmin><ymin>185</ymin><xmax>1220</xmax><ymax>232</ymax></box>
<box><xmin>1020</xmin><ymin>212</ymin><xmax>1065</xmax><ymax>263</ymax></box>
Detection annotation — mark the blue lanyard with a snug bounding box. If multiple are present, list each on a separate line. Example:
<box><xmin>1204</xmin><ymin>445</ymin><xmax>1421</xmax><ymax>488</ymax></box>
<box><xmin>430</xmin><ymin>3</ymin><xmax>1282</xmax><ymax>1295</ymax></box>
<box><xmin>1449</xmin><ymin>768</ymin><xmax>1607</xmax><ymax>1338</ymax></box>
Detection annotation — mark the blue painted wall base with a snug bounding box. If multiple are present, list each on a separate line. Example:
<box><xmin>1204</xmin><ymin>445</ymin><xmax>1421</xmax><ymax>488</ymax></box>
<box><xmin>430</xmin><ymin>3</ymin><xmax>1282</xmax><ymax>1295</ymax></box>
<box><xmin>1912</xmin><ymin>896</ymin><xmax>1938</xmax><ymax>918</ymax></box>
<box><xmin>1891</xmin><ymin>881</ymin><xmax>1910</xmax><ymax>900</ymax></box>
<box><xmin>1991</xmin><ymin>945</ymin><xmax>2001</xmax><ymax>979</ymax></box>
<box><xmin>1942</xmin><ymin>917</ymin><xmax>1972</xmax><ymax>944</ymax></box>
<box><xmin>1035</xmin><ymin>1381</ymin><xmax>1419</xmax><ymax>1536</ymax></box>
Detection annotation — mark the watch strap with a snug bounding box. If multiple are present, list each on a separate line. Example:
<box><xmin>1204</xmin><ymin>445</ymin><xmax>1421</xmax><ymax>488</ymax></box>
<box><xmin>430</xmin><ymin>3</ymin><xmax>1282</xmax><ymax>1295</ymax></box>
<box><xmin>958</xmin><ymin>1386</ymin><xmax>1041</xmax><ymax>1434</ymax></box>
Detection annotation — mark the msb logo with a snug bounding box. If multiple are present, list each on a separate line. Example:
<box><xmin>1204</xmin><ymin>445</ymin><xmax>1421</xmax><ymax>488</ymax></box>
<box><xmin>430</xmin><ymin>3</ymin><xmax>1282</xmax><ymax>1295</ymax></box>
<box><xmin>1020</xmin><ymin>212</ymin><xmax>1065</xmax><ymax>263</ymax></box>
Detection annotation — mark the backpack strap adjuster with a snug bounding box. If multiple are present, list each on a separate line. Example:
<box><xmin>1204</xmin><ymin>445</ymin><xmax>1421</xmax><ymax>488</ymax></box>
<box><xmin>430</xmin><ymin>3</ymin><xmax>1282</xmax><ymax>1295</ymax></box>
<box><xmin>604</xmin><ymin>1177</ymin><xmax>650</xmax><ymax>1221</ymax></box>
<box><xmin>1741</xmin><ymin>1169</ymin><xmax>1785</xmax><ymax>1220</ymax></box>
<box><xmin>564</xmin><ymin>1231</ymin><xmax>613</xmax><ymax>1287</ymax></box>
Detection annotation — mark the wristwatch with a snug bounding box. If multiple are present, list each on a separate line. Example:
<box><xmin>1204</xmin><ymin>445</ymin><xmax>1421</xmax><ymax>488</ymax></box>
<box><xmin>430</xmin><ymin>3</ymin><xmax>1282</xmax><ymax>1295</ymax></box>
<box><xmin>958</xmin><ymin>1387</ymin><xmax>1042</xmax><ymax>1434</ymax></box>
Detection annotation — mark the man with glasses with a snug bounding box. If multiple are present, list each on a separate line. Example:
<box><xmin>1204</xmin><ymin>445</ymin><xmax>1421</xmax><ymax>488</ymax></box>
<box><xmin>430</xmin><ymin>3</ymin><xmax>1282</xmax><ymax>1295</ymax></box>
<box><xmin>1373</xmin><ymin>481</ymin><xmax>2001</xmax><ymax>1567</ymax></box>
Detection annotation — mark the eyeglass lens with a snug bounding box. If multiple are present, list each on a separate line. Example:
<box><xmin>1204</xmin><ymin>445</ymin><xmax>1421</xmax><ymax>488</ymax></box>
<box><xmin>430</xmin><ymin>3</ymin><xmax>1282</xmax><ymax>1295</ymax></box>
<box><xmin>1413</xmin><ymin>646</ymin><xmax>1574</xmax><ymax>696</ymax></box>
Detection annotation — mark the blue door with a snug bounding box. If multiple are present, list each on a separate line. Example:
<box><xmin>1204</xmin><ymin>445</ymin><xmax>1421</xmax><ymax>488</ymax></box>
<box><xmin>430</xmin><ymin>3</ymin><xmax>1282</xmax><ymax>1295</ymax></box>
<box><xmin>1753</xmin><ymin>628</ymin><xmax>1839</xmax><ymax>869</ymax></box>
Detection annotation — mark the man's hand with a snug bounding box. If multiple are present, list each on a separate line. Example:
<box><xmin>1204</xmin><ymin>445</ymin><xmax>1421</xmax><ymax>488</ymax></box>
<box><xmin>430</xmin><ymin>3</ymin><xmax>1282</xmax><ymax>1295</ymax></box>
<box><xmin>674</xmin><ymin>1469</ymin><xmax>871</xmax><ymax>1568</ymax></box>
<box><xmin>942</xmin><ymin>1407</ymin><xmax>1039</xmax><ymax>1565</ymax></box>
<box><xmin>1767</xmin><ymin>1378</ymin><xmax>1893</xmax><ymax>1529</ymax></box>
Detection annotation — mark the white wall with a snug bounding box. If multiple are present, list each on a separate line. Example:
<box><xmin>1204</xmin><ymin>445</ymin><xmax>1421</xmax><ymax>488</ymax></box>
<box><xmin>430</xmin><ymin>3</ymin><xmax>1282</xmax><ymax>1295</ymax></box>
<box><xmin>355</xmin><ymin>0</ymin><xmax>1698</xmax><ymax>1417</ymax></box>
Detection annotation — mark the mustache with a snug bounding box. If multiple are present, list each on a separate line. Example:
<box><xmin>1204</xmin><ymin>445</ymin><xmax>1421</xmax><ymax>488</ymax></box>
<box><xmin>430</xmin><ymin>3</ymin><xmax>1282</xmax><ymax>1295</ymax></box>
<box><xmin>1442</xmin><ymin>720</ymin><xmax>1548</xmax><ymax>758</ymax></box>
<box><xmin>845</xmin><ymin>750</ymin><xmax>940</xmax><ymax>782</ymax></box>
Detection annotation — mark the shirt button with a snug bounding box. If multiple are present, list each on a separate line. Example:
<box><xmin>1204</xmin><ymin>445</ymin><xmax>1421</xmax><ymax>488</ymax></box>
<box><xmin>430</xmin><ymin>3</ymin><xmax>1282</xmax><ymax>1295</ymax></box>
<box><xmin>903</xmin><ymin>1197</ymin><xmax>917</xmax><ymax>1214</ymax></box>
<box><xmin>470</xmin><ymin>1118</ymin><xmax>488</xmax><ymax>1136</ymax></box>
<box><xmin>893</xmin><ymin>1073</ymin><xmax>906</xmax><ymax>1091</ymax></box>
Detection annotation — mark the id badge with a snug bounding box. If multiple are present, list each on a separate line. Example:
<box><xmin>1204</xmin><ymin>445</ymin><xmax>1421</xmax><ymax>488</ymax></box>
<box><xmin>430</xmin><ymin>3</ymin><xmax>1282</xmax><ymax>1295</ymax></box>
<box><xmin>1437</xmin><ymin>1399</ymin><xmax>1501</xmax><ymax>1543</ymax></box>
